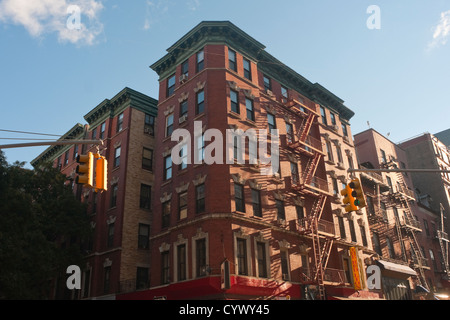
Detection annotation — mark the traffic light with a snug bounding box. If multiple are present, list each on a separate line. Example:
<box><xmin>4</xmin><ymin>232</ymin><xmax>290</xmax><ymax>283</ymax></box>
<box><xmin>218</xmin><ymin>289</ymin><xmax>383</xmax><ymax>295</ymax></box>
<box><xmin>95</xmin><ymin>153</ymin><xmax>108</xmax><ymax>192</ymax></box>
<box><xmin>341</xmin><ymin>184</ymin><xmax>357</xmax><ymax>213</ymax></box>
<box><xmin>75</xmin><ymin>152</ymin><xmax>94</xmax><ymax>187</ymax></box>
<box><xmin>349</xmin><ymin>178</ymin><xmax>366</xmax><ymax>209</ymax></box>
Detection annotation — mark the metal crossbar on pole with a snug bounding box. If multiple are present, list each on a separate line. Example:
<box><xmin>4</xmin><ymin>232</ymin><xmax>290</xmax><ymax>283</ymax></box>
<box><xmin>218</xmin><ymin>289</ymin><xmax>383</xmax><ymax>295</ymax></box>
<box><xmin>0</xmin><ymin>140</ymin><xmax>103</xmax><ymax>149</ymax></box>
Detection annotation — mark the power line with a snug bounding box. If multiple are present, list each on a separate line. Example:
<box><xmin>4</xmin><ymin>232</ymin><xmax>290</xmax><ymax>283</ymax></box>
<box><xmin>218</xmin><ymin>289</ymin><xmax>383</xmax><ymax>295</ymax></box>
<box><xmin>0</xmin><ymin>138</ymin><xmax>58</xmax><ymax>141</ymax></box>
<box><xmin>0</xmin><ymin>129</ymin><xmax>61</xmax><ymax>137</ymax></box>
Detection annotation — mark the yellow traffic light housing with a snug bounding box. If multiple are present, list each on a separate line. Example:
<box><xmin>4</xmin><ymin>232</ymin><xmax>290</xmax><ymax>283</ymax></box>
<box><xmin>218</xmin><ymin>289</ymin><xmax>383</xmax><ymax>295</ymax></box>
<box><xmin>95</xmin><ymin>154</ymin><xmax>108</xmax><ymax>192</ymax></box>
<box><xmin>349</xmin><ymin>178</ymin><xmax>366</xmax><ymax>209</ymax></box>
<box><xmin>341</xmin><ymin>184</ymin><xmax>357</xmax><ymax>213</ymax></box>
<box><xmin>75</xmin><ymin>152</ymin><xmax>94</xmax><ymax>187</ymax></box>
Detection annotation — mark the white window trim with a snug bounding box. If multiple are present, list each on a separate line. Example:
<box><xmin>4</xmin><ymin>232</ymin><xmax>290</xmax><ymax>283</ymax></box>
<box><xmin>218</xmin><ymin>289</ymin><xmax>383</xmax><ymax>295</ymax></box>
<box><xmin>173</xmin><ymin>235</ymin><xmax>189</xmax><ymax>282</ymax></box>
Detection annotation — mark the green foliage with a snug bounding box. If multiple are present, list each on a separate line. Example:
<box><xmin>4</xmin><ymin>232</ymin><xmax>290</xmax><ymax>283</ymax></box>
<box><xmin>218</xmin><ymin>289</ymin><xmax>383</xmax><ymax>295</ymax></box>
<box><xmin>0</xmin><ymin>151</ymin><xmax>91</xmax><ymax>299</ymax></box>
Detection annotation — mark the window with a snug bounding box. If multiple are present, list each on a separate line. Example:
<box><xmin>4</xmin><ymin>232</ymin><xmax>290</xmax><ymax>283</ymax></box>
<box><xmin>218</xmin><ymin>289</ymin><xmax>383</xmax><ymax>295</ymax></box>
<box><xmin>342</xmin><ymin>123</ymin><xmax>348</xmax><ymax>137</ymax></box>
<box><xmin>360</xmin><ymin>225</ymin><xmax>368</xmax><ymax>246</ymax></box>
<box><xmin>92</xmin><ymin>127</ymin><xmax>97</xmax><ymax>140</ymax></box>
<box><xmin>161</xmin><ymin>251</ymin><xmax>170</xmax><ymax>284</ymax></box>
<box><xmin>373</xmin><ymin>232</ymin><xmax>381</xmax><ymax>255</ymax></box>
<box><xmin>162</xmin><ymin>201</ymin><xmax>171</xmax><ymax>228</ymax></box>
<box><xmin>347</xmin><ymin>155</ymin><xmax>354</xmax><ymax>170</ymax></box>
<box><xmin>320</xmin><ymin>106</ymin><xmax>327</xmax><ymax>125</ymax></box>
<box><xmin>263</xmin><ymin>75</ymin><xmax>271</xmax><ymax>91</ymax></box>
<box><xmin>423</xmin><ymin>219</ymin><xmax>430</xmax><ymax>236</ymax></box>
<box><xmin>82</xmin><ymin>269</ymin><xmax>91</xmax><ymax>298</ymax></box>
<box><xmin>138</xmin><ymin>224</ymin><xmax>150</xmax><ymax>249</ymax></box>
<box><xmin>196</xmin><ymin>184</ymin><xmax>206</xmax><ymax>214</ymax></box>
<box><xmin>196</xmin><ymin>50</ymin><xmax>204</xmax><ymax>72</ymax></box>
<box><xmin>114</xmin><ymin>146</ymin><xmax>121</xmax><ymax>167</ymax></box>
<box><xmin>116</xmin><ymin>113</ymin><xmax>124</xmax><ymax>133</ymax></box>
<box><xmin>196</xmin><ymin>135</ymin><xmax>205</xmax><ymax>163</ymax></box>
<box><xmin>196</xmin><ymin>90</ymin><xmax>205</xmax><ymax>115</ymax></box>
<box><xmin>142</xmin><ymin>148</ymin><xmax>153</xmax><ymax>171</ymax></box>
<box><xmin>349</xmin><ymin>219</ymin><xmax>357</xmax><ymax>242</ymax></box>
<box><xmin>281</xmin><ymin>250</ymin><xmax>290</xmax><ymax>280</ymax></box>
<box><xmin>166</xmin><ymin>114</ymin><xmax>174</xmax><ymax>137</ymax></box>
<box><xmin>237</xmin><ymin>238</ymin><xmax>248</xmax><ymax>275</ymax></box>
<box><xmin>107</xmin><ymin>223</ymin><xmax>114</xmax><ymax>247</ymax></box>
<box><xmin>234</xmin><ymin>183</ymin><xmax>245</xmax><ymax>212</ymax></box>
<box><xmin>103</xmin><ymin>266</ymin><xmax>111</xmax><ymax>294</ymax></box>
<box><xmin>139</xmin><ymin>184</ymin><xmax>151</xmax><ymax>210</ymax></box>
<box><xmin>177</xmin><ymin>244</ymin><xmax>187</xmax><ymax>281</ymax></box>
<box><xmin>100</xmin><ymin>122</ymin><xmax>106</xmax><ymax>139</ymax></box>
<box><xmin>245</xmin><ymin>98</ymin><xmax>254</xmax><ymax>121</ymax></box>
<box><xmin>243</xmin><ymin>58</ymin><xmax>251</xmax><ymax>80</ymax></box>
<box><xmin>179</xmin><ymin>192</ymin><xmax>188</xmax><ymax>220</ymax></box>
<box><xmin>180</xmin><ymin>100</ymin><xmax>188</xmax><ymax>117</ymax></box>
<box><xmin>164</xmin><ymin>155</ymin><xmax>172</xmax><ymax>180</ymax></box>
<box><xmin>64</xmin><ymin>150</ymin><xmax>69</xmax><ymax>166</ymax></box>
<box><xmin>267</xmin><ymin>113</ymin><xmax>276</xmax><ymax>131</ymax></box>
<box><xmin>276</xmin><ymin>200</ymin><xmax>286</xmax><ymax>220</ymax></box>
<box><xmin>330</xmin><ymin>113</ymin><xmax>336</xmax><ymax>125</ymax></box>
<box><xmin>380</xmin><ymin>149</ymin><xmax>387</xmax><ymax>163</ymax></box>
<box><xmin>144</xmin><ymin>113</ymin><xmax>155</xmax><ymax>136</ymax></box>
<box><xmin>290</xmin><ymin>162</ymin><xmax>299</xmax><ymax>185</ymax></box>
<box><xmin>326</xmin><ymin>141</ymin><xmax>334</xmax><ymax>162</ymax></box>
<box><xmin>110</xmin><ymin>184</ymin><xmax>118</xmax><ymax>208</ymax></box>
<box><xmin>338</xmin><ymin>216</ymin><xmax>346</xmax><ymax>239</ymax></box>
<box><xmin>73</xmin><ymin>144</ymin><xmax>79</xmax><ymax>160</ymax></box>
<box><xmin>292</xmin><ymin>207</ymin><xmax>302</xmax><ymax>222</ymax></box>
<box><xmin>281</xmin><ymin>86</ymin><xmax>288</xmax><ymax>99</ymax></box>
<box><xmin>196</xmin><ymin>238</ymin><xmax>207</xmax><ymax>277</ymax></box>
<box><xmin>251</xmin><ymin>189</ymin><xmax>262</xmax><ymax>217</ymax></box>
<box><xmin>179</xmin><ymin>143</ymin><xmax>188</xmax><ymax>170</ymax></box>
<box><xmin>181</xmin><ymin>59</ymin><xmax>189</xmax><ymax>77</ymax></box>
<box><xmin>257</xmin><ymin>242</ymin><xmax>268</xmax><ymax>278</ymax></box>
<box><xmin>332</xmin><ymin>178</ymin><xmax>339</xmax><ymax>196</ymax></box>
<box><xmin>386</xmin><ymin>237</ymin><xmax>395</xmax><ymax>258</ymax></box>
<box><xmin>167</xmin><ymin>74</ymin><xmax>176</xmax><ymax>97</ymax></box>
<box><xmin>136</xmin><ymin>267</ymin><xmax>149</xmax><ymax>290</ymax></box>
<box><xmin>230</xmin><ymin>90</ymin><xmax>239</xmax><ymax>114</ymax></box>
<box><xmin>286</xmin><ymin>122</ymin><xmax>294</xmax><ymax>144</ymax></box>
<box><xmin>336</xmin><ymin>145</ymin><xmax>343</xmax><ymax>164</ymax></box>
<box><xmin>228</xmin><ymin>48</ymin><xmax>237</xmax><ymax>72</ymax></box>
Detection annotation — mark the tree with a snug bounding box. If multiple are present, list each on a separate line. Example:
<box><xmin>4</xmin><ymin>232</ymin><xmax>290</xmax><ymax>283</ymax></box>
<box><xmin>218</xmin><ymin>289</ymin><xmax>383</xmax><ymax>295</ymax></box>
<box><xmin>0</xmin><ymin>151</ymin><xmax>91</xmax><ymax>299</ymax></box>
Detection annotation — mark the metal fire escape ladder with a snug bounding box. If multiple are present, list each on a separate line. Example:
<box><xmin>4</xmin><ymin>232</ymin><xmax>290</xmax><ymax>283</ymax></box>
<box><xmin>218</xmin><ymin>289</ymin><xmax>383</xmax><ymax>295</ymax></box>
<box><xmin>394</xmin><ymin>172</ymin><xmax>429</xmax><ymax>290</ymax></box>
<box><xmin>297</xmin><ymin>113</ymin><xmax>315</xmax><ymax>143</ymax></box>
<box><xmin>310</xmin><ymin>194</ymin><xmax>328</xmax><ymax>300</ymax></box>
<box><xmin>302</xmin><ymin>153</ymin><xmax>322</xmax><ymax>185</ymax></box>
<box><xmin>438</xmin><ymin>204</ymin><xmax>450</xmax><ymax>277</ymax></box>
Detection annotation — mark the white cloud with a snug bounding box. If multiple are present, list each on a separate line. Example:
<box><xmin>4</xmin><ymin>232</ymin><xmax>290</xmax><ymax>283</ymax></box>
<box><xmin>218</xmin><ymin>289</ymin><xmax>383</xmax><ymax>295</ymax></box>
<box><xmin>0</xmin><ymin>0</ymin><xmax>104</xmax><ymax>46</ymax></box>
<box><xmin>143</xmin><ymin>0</ymin><xmax>169</xmax><ymax>31</ymax></box>
<box><xmin>187</xmin><ymin>0</ymin><xmax>200</xmax><ymax>11</ymax></box>
<box><xmin>428</xmin><ymin>10</ymin><xmax>450</xmax><ymax>51</ymax></box>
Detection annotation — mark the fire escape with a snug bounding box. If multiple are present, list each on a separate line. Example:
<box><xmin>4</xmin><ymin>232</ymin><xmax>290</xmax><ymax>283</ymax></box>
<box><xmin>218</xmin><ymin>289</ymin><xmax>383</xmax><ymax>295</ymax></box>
<box><xmin>283</xmin><ymin>98</ymin><xmax>334</xmax><ymax>300</ymax></box>
<box><xmin>438</xmin><ymin>204</ymin><xmax>450</xmax><ymax>279</ymax></box>
<box><xmin>381</xmin><ymin>159</ymin><xmax>430</xmax><ymax>290</ymax></box>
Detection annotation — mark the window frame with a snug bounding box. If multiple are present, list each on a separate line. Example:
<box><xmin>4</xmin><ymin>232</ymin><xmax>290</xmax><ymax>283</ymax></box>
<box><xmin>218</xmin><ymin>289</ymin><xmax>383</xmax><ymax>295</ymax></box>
<box><xmin>139</xmin><ymin>184</ymin><xmax>151</xmax><ymax>210</ymax></box>
<box><xmin>245</xmin><ymin>98</ymin><xmax>254</xmax><ymax>122</ymax></box>
<box><xmin>196</xmin><ymin>49</ymin><xmax>204</xmax><ymax>73</ymax></box>
<box><xmin>243</xmin><ymin>57</ymin><xmax>251</xmax><ymax>80</ymax></box>
<box><xmin>234</xmin><ymin>183</ymin><xmax>245</xmax><ymax>213</ymax></box>
<box><xmin>228</xmin><ymin>48</ymin><xmax>237</xmax><ymax>72</ymax></box>
<box><xmin>196</xmin><ymin>90</ymin><xmax>205</xmax><ymax>115</ymax></box>
<box><xmin>167</xmin><ymin>74</ymin><xmax>176</xmax><ymax>97</ymax></box>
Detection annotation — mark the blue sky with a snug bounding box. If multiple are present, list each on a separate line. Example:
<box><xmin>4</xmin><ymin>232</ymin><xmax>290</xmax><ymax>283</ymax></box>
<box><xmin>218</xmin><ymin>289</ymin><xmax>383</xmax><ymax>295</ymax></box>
<box><xmin>1</xmin><ymin>0</ymin><xmax>449</xmax><ymax>168</ymax></box>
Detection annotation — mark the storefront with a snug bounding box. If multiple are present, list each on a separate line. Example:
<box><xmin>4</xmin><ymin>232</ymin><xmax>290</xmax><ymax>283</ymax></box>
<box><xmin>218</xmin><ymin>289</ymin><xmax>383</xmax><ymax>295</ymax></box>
<box><xmin>377</xmin><ymin>260</ymin><xmax>417</xmax><ymax>300</ymax></box>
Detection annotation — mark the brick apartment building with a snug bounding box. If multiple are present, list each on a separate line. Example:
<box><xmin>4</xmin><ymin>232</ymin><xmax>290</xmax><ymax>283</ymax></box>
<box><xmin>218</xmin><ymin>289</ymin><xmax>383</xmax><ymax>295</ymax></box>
<box><xmin>399</xmin><ymin>133</ymin><xmax>450</xmax><ymax>293</ymax></box>
<box><xmin>354</xmin><ymin>129</ymin><xmax>449</xmax><ymax>299</ymax></box>
<box><xmin>31</xmin><ymin>87</ymin><xmax>158</xmax><ymax>299</ymax></box>
<box><xmin>116</xmin><ymin>21</ymin><xmax>384</xmax><ymax>300</ymax></box>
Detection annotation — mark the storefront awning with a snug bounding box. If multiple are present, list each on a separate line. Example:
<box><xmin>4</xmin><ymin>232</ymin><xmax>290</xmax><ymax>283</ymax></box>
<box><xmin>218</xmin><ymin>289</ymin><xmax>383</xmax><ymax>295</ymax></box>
<box><xmin>377</xmin><ymin>260</ymin><xmax>417</xmax><ymax>276</ymax></box>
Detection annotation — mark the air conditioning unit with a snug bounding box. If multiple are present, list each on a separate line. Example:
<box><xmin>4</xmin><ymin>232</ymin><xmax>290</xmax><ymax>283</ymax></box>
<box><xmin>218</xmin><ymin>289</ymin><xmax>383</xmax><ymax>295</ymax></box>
<box><xmin>179</xmin><ymin>74</ymin><xmax>188</xmax><ymax>83</ymax></box>
<box><xmin>144</xmin><ymin>126</ymin><xmax>153</xmax><ymax>135</ymax></box>
<box><xmin>179</xmin><ymin>114</ymin><xmax>188</xmax><ymax>124</ymax></box>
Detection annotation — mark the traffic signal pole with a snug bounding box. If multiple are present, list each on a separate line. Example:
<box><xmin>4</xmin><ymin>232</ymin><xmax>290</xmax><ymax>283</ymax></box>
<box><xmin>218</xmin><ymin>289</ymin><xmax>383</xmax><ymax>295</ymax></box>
<box><xmin>0</xmin><ymin>140</ymin><xmax>103</xmax><ymax>149</ymax></box>
<box><xmin>348</xmin><ymin>168</ymin><xmax>450</xmax><ymax>174</ymax></box>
